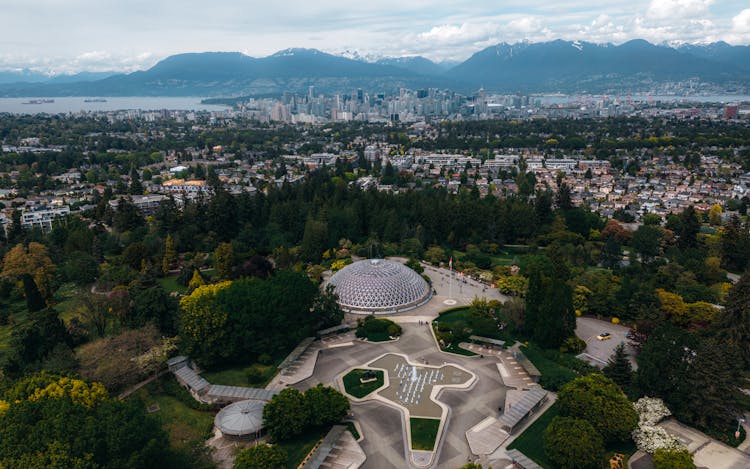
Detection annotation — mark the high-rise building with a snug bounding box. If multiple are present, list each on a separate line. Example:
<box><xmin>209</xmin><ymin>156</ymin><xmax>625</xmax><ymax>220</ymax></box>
<box><xmin>725</xmin><ymin>104</ymin><xmax>739</xmax><ymax>119</ymax></box>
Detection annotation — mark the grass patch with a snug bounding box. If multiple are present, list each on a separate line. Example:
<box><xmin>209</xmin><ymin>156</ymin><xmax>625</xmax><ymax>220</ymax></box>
<box><xmin>54</xmin><ymin>282</ymin><xmax>82</xmax><ymax>322</ymax></box>
<box><xmin>278</xmin><ymin>425</ymin><xmax>330</xmax><ymax>469</ymax></box>
<box><xmin>410</xmin><ymin>417</ymin><xmax>440</xmax><ymax>451</ymax></box>
<box><xmin>343</xmin><ymin>369</ymin><xmax>384</xmax><ymax>398</ymax></box>
<box><xmin>202</xmin><ymin>362</ymin><xmax>279</xmax><ymax>388</ymax></box>
<box><xmin>132</xmin><ymin>378</ymin><xmax>215</xmax><ymax>467</ymax></box>
<box><xmin>345</xmin><ymin>421</ymin><xmax>360</xmax><ymax>440</ymax></box>
<box><xmin>507</xmin><ymin>402</ymin><xmax>559</xmax><ymax>469</ymax></box>
<box><xmin>508</xmin><ymin>402</ymin><xmax>637</xmax><ymax>469</ymax></box>
<box><xmin>158</xmin><ymin>275</ymin><xmax>187</xmax><ymax>295</ymax></box>
<box><xmin>436</xmin><ymin>307</ymin><xmax>507</xmax><ymax>341</ymax></box>
<box><xmin>520</xmin><ymin>343</ymin><xmax>593</xmax><ymax>391</ymax></box>
<box><xmin>356</xmin><ymin>316</ymin><xmax>401</xmax><ymax>342</ymax></box>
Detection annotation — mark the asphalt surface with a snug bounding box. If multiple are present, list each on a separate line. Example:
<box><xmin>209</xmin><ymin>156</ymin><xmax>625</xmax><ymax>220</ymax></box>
<box><xmin>575</xmin><ymin>316</ymin><xmax>637</xmax><ymax>368</ymax></box>
<box><xmin>295</xmin><ymin>322</ymin><xmax>508</xmax><ymax>468</ymax></box>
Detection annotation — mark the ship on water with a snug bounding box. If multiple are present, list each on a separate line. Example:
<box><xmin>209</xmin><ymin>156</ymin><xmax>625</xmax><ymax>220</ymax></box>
<box><xmin>22</xmin><ymin>99</ymin><xmax>55</xmax><ymax>104</ymax></box>
<box><xmin>84</xmin><ymin>98</ymin><xmax>107</xmax><ymax>103</ymax></box>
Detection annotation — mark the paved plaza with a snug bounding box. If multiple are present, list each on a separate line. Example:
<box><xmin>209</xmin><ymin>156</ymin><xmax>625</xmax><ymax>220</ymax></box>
<box><xmin>369</xmin><ymin>353</ymin><xmax>474</xmax><ymax>419</ymax></box>
<box><xmin>296</xmin><ymin>320</ymin><xmax>513</xmax><ymax>468</ymax></box>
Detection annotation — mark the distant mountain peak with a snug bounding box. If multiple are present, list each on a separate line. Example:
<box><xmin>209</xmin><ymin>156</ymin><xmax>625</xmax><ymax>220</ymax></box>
<box><xmin>334</xmin><ymin>49</ymin><xmax>382</xmax><ymax>63</ymax></box>
<box><xmin>270</xmin><ymin>48</ymin><xmax>323</xmax><ymax>58</ymax></box>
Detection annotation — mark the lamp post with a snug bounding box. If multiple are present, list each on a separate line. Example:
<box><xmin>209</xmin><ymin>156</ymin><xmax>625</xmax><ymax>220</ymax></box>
<box><xmin>736</xmin><ymin>417</ymin><xmax>746</xmax><ymax>440</ymax></box>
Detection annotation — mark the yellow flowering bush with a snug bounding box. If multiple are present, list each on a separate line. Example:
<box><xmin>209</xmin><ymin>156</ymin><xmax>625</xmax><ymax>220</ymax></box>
<box><xmin>27</xmin><ymin>377</ymin><xmax>108</xmax><ymax>409</ymax></box>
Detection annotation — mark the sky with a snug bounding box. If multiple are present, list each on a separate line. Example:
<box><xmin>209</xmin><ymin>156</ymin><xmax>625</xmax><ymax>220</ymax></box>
<box><xmin>2</xmin><ymin>0</ymin><xmax>750</xmax><ymax>74</ymax></box>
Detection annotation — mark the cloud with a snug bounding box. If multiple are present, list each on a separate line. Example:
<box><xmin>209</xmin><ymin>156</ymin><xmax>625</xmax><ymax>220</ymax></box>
<box><xmin>0</xmin><ymin>1</ymin><xmax>749</xmax><ymax>72</ymax></box>
<box><xmin>646</xmin><ymin>0</ymin><xmax>714</xmax><ymax>20</ymax></box>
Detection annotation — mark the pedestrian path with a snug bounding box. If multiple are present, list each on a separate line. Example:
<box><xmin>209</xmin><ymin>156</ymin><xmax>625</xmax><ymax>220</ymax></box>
<box><xmin>459</xmin><ymin>342</ymin><xmax>537</xmax><ymax>390</ymax></box>
<box><xmin>267</xmin><ymin>331</ymin><xmax>356</xmax><ymax>390</ymax></box>
<box><xmin>466</xmin><ymin>416</ymin><xmax>509</xmax><ymax>455</ymax></box>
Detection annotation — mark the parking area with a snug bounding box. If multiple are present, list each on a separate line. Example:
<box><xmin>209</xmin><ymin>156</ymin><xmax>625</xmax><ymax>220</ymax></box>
<box><xmin>575</xmin><ymin>317</ymin><xmax>637</xmax><ymax>368</ymax></box>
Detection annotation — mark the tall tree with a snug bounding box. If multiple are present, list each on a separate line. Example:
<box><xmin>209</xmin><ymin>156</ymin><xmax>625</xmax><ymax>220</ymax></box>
<box><xmin>678</xmin><ymin>337</ymin><xmax>743</xmax><ymax>431</ymax></box>
<box><xmin>234</xmin><ymin>443</ymin><xmax>287</xmax><ymax>469</ymax></box>
<box><xmin>213</xmin><ymin>242</ymin><xmax>235</xmax><ymax>281</ymax></box>
<box><xmin>677</xmin><ymin>206</ymin><xmax>701</xmax><ymax>250</ymax></box>
<box><xmin>715</xmin><ymin>272</ymin><xmax>750</xmax><ymax>366</ymax></box>
<box><xmin>262</xmin><ymin>388</ymin><xmax>310</xmax><ymax>441</ymax></box>
<box><xmin>602</xmin><ymin>343</ymin><xmax>634</xmax><ymax>391</ymax></box>
<box><xmin>161</xmin><ymin>233</ymin><xmax>177</xmax><ymax>275</ymax></box>
<box><xmin>558</xmin><ymin>373</ymin><xmax>638</xmax><ymax>443</ymax></box>
<box><xmin>636</xmin><ymin>324</ymin><xmax>694</xmax><ymax>409</ymax></box>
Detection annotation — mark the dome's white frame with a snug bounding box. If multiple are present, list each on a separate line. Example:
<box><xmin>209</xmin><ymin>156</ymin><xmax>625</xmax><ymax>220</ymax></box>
<box><xmin>327</xmin><ymin>259</ymin><xmax>432</xmax><ymax>314</ymax></box>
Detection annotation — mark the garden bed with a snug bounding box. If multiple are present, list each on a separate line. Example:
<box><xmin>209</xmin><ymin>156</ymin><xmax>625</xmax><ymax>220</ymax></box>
<box><xmin>410</xmin><ymin>417</ymin><xmax>440</xmax><ymax>451</ymax></box>
<box><xmin>342</xmin><ymin>369</ymin><xmax>385</xmax><ymax>398</ymax></box>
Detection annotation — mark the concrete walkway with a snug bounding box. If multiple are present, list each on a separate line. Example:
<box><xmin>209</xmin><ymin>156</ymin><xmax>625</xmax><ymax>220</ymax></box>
<box><xmin>267</xmin><ymin>331</ymin><xmax>356</xmax><ymax>390</ymax></box>
<box><xmin>660</xmin><ymin>418</ymin><xmax>750</xmax><ymax>469</ymax></box>
<box><xmin>459</xmin><ymin>342</ymin><xmax>537</xmax><ymax>390</ymax></box>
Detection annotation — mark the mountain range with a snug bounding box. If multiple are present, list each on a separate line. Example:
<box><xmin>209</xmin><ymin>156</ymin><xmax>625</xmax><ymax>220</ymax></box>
<box><xmin>1</xmin><ymin>40</ymin><xmax>749</xmax><ymax>97</ymax></box>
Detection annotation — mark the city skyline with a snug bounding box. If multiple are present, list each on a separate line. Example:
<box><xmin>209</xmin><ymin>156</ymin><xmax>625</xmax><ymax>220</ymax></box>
<box><xmin>2</xmin><ymin>0</ymin><xmax>750</xmax><ymax>75</ymax></box>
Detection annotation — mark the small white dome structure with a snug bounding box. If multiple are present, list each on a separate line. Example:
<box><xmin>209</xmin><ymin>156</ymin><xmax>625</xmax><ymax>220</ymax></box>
<box><xmin>214</xmin><ymin>399</ymin><xmax>265</xmax><ymax>439</ymax></box>
<box><xmin>327</xmin><ymin>259</ymin><xmax>431</xmax><ymax>314</ymax></box>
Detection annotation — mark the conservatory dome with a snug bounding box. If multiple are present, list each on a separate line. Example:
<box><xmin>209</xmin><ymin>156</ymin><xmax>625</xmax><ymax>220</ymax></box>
<box><xmin>327</xmin><ymin>259</ymin><xmax>432</xmax><ymax>314</ymax></box>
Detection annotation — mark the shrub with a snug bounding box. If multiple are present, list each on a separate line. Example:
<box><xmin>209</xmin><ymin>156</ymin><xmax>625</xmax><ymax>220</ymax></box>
<box><xmin>245</xmin><ymin>366</ymin><xmax>266</xmax><ymax>385</ymax></box>
<box><xmin>653</xmin><ymin>448</ymin><xmax>696</xmax><ymax>469</ymax></box>
<box><xmin>257</xmin><ymin>353</ymin><xmax>273</xmax><ymax>365</ymax></box>
<box><xmin>611</xmin><ymin>317</ymin><xmax>620</xmax><ymax>324</ymax></box>
<box><xmin>558</xmin><ymin>374</ymin><xmax>638</xmax><ymax>443</ymax></box>
<box><xmin>560</xmin><ymin>336</ymin><xmax>586</xmax><ymax>354</ymax></box>
<box><xmin>544</xmin><ymin>416</ymin><xmax>604</xmax><ymax>469</ymax></box>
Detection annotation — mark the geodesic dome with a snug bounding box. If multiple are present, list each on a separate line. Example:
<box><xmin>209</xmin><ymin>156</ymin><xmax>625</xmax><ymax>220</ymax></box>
<box><xmin>327</xmin><ymin>259</ymin><xmax>431</xmax><ymax>314</ymax></box>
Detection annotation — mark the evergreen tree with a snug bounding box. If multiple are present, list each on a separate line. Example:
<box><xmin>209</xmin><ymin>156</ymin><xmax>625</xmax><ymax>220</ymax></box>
<box><xmin>21</xmin><ymin>274</ymin><xmax>46</xmax><ymax>312</ymax></box>
<box><xmin>716</xmin><ymin>272</ymin><xmax>750</xmax><ymax>366</ymax></box>
<box><xmin>213</xmin><ymin>242</ymin><xmax>235</xmax><ymax>280</ymax></box>
<box><xmin>555</xmin><ymin>182</ymin><xmax>573</xmax><ymax>211</ymax></box>
<box><xmin>678</xmin><ymin>337</ymin><xmax>743</xmax><ymax>432</ymax></box>
<box><xmin>161</xmin><ymin>233</ymin><xmax>176</xmax><ymax>275</ymax></box>
<box><xmin>602</xmin><ymin>343</ymin><xmax>633</xmax><ymax>391</ymax></box>
<box><xmin>677</xmin><ymin>206</ymin><xmax>701</xmax><ymax>250</ymax></box>
<box><xmin>129</xmin><ymin>165</ymin><xmax>143</xmax><ymax>195</ymax></box>
<box><xmin>636</xmin><ymin>324</ymin><xmax>694</xmax><ymax>409</ymax></box>
<box><xmin>601</xmin><ymin>236</ymin><xmax>622</xmax><ymax>269</ymax></box>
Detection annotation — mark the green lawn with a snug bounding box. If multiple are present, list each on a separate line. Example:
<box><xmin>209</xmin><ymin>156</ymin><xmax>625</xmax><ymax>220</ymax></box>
<box><xmin>343</xmin><ymin>369</ymin><xmax>384</xmax><ymax>398</ymax></box>
<box><xmin>410</xmin><ymin>418</ymin><xmax>440</xmax><ymax>451</ymax></box>
<box><xmin>202</xmin><ymin>362</ymin><xmax>279</xmax><ymax>388</ymax></box>
<box><xmin>278</xmin><ymin>425</ymin><xmax>330</xmax><ymax>469</ymax></box>
<box><xmin>507</xmin><ymin>403</ymin><xmax>559</xmax><ymax>468</ymax></box>
<box><xmin>158</xmin><ymin>275</ymin><xmax>187</xmax><ymax>295</ymax></box>
<box><xmin>435</xmin><ymin>307</ymin><xmax>509</xmax><ymax>342</ymax></box>
<box><xmin>507</xmin><ymin>402</ymin><xmax>637</xmax><ymax>468</ymax></box>
<box><xmin>55</xmin><ymin>282</ymin><xmax>83</xmax><ymax>323</ymax></box>
<box><xmin>345</xmin><ymin>421</ymin><xmax>360</xmax><ymax>440</ymax></box>
<box><xmin>133</xmin><ymin>380</ymin><xmax>215</xmax><ymax>466</ymax></box>
<box><xmin>520</xmin><ymin>343</ymin><xmax>598</xmax><ymax>391</ymax></box>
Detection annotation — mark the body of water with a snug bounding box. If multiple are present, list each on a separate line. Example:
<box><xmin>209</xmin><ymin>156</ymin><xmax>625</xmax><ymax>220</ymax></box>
<box><xmin>535</xmin><ymin>94</ymin><xmax>750</xmax><ymax>105</ymax></box>
<box><xmin>0</xmin><ymin>97</ymin><xmax>230</xmax><ymax>114</ymax></box>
